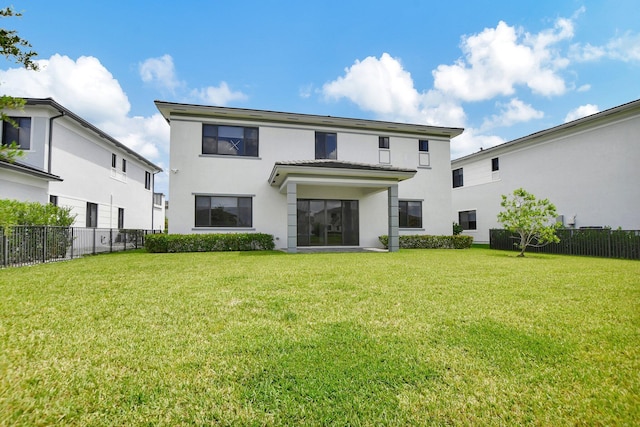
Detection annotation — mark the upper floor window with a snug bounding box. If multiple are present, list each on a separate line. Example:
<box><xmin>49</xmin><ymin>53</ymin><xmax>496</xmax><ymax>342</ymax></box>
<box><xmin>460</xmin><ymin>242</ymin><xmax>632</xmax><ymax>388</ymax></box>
<box><xmin>111</xmin><ymin>153</ymin><xmax>117</xmax><ymax>168</ymax></box>
<box><xmin>379</xmin><ymin>136</ymin><xmax>389</xmax><ymax>149</ymax></box>
<box><xmin>145</xmin><ymin>171</ymin><xmax>152</xmax><ymax>190</ymax></box>
<box><xmin>202</xmin><ymin>124</ymin><xmax>258</xmax><ymax>157</ymax></box>
<box><xmin>122</xmin><ymin>158</ymin><xmax>127</xmax><ymax>173</ymax></box>
<box><xmin>492</xmin><ymin>157</ymin><xmax>499</xmax><ymax>171</ymax></box>
<box><xmin>195</xmin><ymin>195</ymin><xmax>252</xmax><ymax>228</ymax></box>
<box><xmin>399</xmin><ymin>200</ymin><xmax>422</xmax><ymax>228</ymax></box>
<box><xmin>452</xmin><ymin>168</ymin><xmax>464</xmax><ymax>188</ymax></box>
<box><xmin>459</xmin><ymin>210</ymin><xmax>477</xmax><ymax>230</ymax></box>
<box><xmin>315</xmin><ymin>132</ymin><xmax>337</xmax><ymax>159</ymax></box>
<box><xmin>418</xmin><ymin>140</ymin><xmax>429</xmax><ymax>152</ymax></box>
<box><xmin>2</xmin><ymin>117</ymin><xmax>31</xmax><ymax>150</ymax></box>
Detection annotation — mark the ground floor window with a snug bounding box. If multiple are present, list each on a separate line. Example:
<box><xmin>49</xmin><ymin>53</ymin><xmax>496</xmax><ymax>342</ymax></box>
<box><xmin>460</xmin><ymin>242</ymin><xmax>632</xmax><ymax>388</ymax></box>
<box><xmin>86</xmin><ymin>202</ymin><xmax>98</xmax><ymax>228</ymax></box>
<box><xmin>195</xmin><ymin>195</ymin><xmax>252</xmax><ymax>227</ymax></box>
<box><xmin>297</xmin><ymin>199</ymin><xmax>358</xmax><ymax>246</ymax></box>
<box><xmin>118</xmin><ymin>208</ymin><xmax>124</xmax><ymax>229</ymax></box>
<box><xmin>399</xmin><ymin>200</ymin><xmax>422</xmax><ymax>228</ymax></box>
<box><xmin>459</xmin><ymin>210</ymin><xmax>477</xmax><ymax>230</ymax></box>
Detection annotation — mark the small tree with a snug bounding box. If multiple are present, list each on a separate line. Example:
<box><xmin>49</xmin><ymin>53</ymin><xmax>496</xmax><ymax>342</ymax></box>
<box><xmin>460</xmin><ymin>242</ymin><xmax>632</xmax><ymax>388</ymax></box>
<box><xmin>497</xmin><ymin>188</ymin><xmax>560</xmax><ymax>257</ymax></box>
<box><xmin>0</xmin><ymin>6</ymin><xmax>39</xmax><ymax>162</ymax></box>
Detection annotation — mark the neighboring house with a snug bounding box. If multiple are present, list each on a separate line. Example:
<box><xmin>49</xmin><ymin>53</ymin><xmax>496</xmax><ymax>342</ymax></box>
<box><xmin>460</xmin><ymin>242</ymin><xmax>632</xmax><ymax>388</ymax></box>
<box><xmin>0</xmin><ymin>98</ymin><xmax>164</xmax><ymax>230</ymax></box>
<box><xmin>451</xmin><ymin>99</ymin><xmax>640</xmax><ymax>244</ymax></box>
<box><xmin>155</xmin><ymin>101</ymin><xmax>463</xmax><ymax>252</ymax></box>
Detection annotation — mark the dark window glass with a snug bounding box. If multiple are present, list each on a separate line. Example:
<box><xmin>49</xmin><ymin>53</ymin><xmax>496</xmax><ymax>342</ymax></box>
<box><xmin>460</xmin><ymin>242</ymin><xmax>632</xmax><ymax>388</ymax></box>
<box><xmin>492</xmin><ymin>157</ymin><xmax>499</xmax><ymax>171</ymax></box>
<box><xmin>379</xmin><ymin>136</ymin><xmax>389</xmax><ymax>149</ymax></box>
<box><xmin>452</xmin><ymin>168</ymin><xmax>464</xmax><ymax>188</ymax></box>
<box><xmin>86</xmin><ymin>202</ymin><xmax>98</xmax><ymax>228</ymax></box>
<box><xmin>122</xmin><ymin>158</ymin><xmax>127</xmax><ymax>172</ymax></box>
<box><xmin>111</xmin><ymin>153</ymin><xmax>117</xmax><ymax>168</ymax></box>
<box><xmin>118</xmin><ymin>208</ymin><xmax>124</xmax><ymax>229</ymax></box>
<box><xmin>195</xmin><ymin>196</ymin><xmax>252</xmax><ymax>227</ymax></box>
<box><xmin>315</xmin><ymin>132</ymin><xmax>337</xmax><ymax>159</ymax></box>
<box><xmin>202</xmin><ymin>124</ymin><xmax>259</xmax><ymax>157</ymax></box>
<box><xmin>419</xmin><ymin>140</ymin><xmax>429</xmax><ymax>152</ymax></box>
<box><xmin>399</xmin><ymin>200</ymin><xmax>422</xmax><ymax>228</ymax></box>
<box><xmin>459</xmin><ymin>210</ymin><xmax>477</xmax><ymax>230</ymax></box>
<box><xmin>49</xmin><ymin>195</ymin><xmax>58</xmax><ymax>206</ymax></box>
<box><xmin>145</xmin><ymin>171</ymin><xmax>151</xmax><ymax>190</ymax></box>
<box><xmin>2</xmin><ymin>117</ymin><xmax>31</xmax><ymax>150</ymax></box>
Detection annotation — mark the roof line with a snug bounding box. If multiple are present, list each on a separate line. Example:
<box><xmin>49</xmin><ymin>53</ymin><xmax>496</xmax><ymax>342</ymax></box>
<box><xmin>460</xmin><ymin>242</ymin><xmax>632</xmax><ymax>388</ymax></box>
<box><xmin>0</xmin><ymin>159</ymin><xmax>63</xmax><ymax>181</ymax></box>
<box><xmin>453</xmin><ymin>98</ymin><xmax>640</xmax><ymax>162</ymax></box>
<box><xmin>22</xmin><ymin>98</ymin><xmax>162</xmax><ymax>172</ymax></box>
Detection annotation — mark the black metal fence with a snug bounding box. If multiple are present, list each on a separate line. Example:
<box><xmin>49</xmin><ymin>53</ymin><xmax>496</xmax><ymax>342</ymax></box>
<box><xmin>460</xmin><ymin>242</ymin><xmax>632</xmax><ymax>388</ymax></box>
<box><xmin>1</xmin><ymin>226</ymin><xmax>160</xmax><ymax>268</ymax></box>
<box><xmin>490</xmin><ymin>228</ymin><xmax>640</xmax><ymax>260</ymax></box>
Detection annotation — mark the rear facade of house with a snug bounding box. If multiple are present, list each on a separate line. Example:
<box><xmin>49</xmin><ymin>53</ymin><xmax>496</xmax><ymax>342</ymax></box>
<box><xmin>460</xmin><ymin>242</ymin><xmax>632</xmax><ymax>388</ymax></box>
<box><xmin>156</xmin><ymin>101</ymin><xmax>463</xmax><ymax>252</ymax></box>
<box><xmin>451</xmin><ymin>99</ymin><xmax>640</xmax><ymax>244</ymax></box>
<box><xmin>0</xmin><ymin>98</ymin><xmax>164</xmax><ymax>230</ymax></box>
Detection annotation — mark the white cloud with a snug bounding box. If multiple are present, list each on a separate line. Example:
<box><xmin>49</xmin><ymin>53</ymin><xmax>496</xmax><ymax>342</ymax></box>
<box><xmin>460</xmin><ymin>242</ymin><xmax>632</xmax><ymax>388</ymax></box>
<box><xmin>322</xmin><ymin>53</ymin><xmax>465</xmax><ymax>127</ymax></box>
<box><xmin>564</xmin><ymin>104</ymin><xmax>599</xmax><ymax>122</ymax></box>
<box><xmin>577</xmin><ymin>84</ymin><xmax>591</xmax><ymax>92</ymax></box>
<box><xmin>139</xmin><ymin>54</ymin><xmax>183</xmax><ymax>92</ymax></box>
<box><xmin>0</xmin><ymin>54</ymin><xmax>168</xmax><ymax>165</ymax></box>
<box><xmin>451</xmin><ymin>128</ymin><xmax>505</xmax><ymax>160</ymax></box>
<box><xmin>191</xmin><ymin>81</ymin><xmax>248</xmax><ymax>106</ymax></box>
<box><xmin>481</xmin><ymin>98</ymin><xmax>544</xmax><ymax>130</ymax></box>
<box><xmin>571</xmin><ymin>31</ymin><xmax>640</xmax><ymax>63</ymax></box>
<box><xmin>433</xmin><ymin>17</ymin><xmax>574</xmax><ymax>101</ymax></box>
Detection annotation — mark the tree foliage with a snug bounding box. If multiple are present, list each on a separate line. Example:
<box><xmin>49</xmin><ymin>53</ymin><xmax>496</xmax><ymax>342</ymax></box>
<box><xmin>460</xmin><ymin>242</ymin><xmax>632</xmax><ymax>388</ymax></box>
<box><xmin>497</xmin><ymin>188</ymin><xmax>561</xmax><ymax>257</ymax></box>
<box><xmin>0</xmin><ymin>199</ymin><xmax>76</xmax><ymax>229</ymax></box>
<box><xmin>0</xmin><ymin>6</ymin><xmax>38</xmax><ymax>162</ymax></box>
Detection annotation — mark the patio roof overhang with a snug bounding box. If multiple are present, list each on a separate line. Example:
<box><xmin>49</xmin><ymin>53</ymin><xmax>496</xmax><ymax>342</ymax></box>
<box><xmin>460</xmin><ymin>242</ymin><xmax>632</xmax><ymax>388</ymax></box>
<box><xmin>268</xmin><ymin>160</ymin><xmax>417</xmax><ymax>194</ymax></box>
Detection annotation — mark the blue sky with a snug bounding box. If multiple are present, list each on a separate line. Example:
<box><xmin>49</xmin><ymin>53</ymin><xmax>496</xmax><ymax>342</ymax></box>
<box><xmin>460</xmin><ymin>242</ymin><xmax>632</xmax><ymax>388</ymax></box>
<box><xmin>1</xmin><ymin>0</ymin><xmax>639</xmax><ymax>196</ymax></box>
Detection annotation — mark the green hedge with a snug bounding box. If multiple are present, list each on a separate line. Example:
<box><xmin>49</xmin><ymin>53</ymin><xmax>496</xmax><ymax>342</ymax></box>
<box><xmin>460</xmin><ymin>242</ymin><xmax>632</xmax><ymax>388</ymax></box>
<box><xmin>379</xmin><ymin>234</ymin><xmax>473</xmax><ymax>249</ymax></box>
<box><xmin>145</xmin><ymin>233</ymin><xmax>275</xmax><ymax>253</ymax></box>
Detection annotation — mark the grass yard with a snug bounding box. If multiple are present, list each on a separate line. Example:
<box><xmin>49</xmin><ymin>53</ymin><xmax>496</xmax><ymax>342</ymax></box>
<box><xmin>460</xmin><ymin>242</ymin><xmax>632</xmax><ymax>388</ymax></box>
<box><xmin>1</xmin><ymin>249</ymin><xmax>638</xmax><ymax>426</ymax></box>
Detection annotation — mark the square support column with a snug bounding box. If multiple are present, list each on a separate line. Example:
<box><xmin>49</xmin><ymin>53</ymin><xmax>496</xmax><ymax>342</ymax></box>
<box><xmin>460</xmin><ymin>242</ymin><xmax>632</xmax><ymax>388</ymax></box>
<box><xmin>388</xmin><ymin>184</ymin><xmax>399</xmax><ymax>252</ymax></box>
<box><xmin>286</xmin><ymin>182</ymin><xmax>297</xmax><ymax>253</ymax></box>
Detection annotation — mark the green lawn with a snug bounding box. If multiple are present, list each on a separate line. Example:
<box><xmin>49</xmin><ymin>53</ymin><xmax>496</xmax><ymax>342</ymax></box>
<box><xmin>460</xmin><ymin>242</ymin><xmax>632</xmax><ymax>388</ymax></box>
<box><xmin>1</xmin><ymin>249</ymin><xmax>638</xmax><ymax>426</ymax></box>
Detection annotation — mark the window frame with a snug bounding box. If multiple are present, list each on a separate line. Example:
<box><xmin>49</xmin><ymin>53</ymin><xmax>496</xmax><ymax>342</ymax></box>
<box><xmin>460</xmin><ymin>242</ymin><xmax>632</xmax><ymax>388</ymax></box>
<box><xmin>111</xmin><ymin>153</ymin><xmax>117</xmax><ymax>168</ymax></box>
<box><xmin>118</xmin><ymin>207</ymin><xmax>125</xmax><ymax>229</ymax></box>
<box><xmin>458</xmin><ymin>210</ymin><xmax>477</xmax><ymax>230</ymax></box>
<box><xmin>86</xmin><ymin>202</ymin><xmax>98</xmax><ymax>228</ymax></box>
<box><xmin>194</xmin><ymin>195</ymin><xmax>253</xmax><ymax>228</ymax></box>
<box><xmin>145</xmin><ymin>171</ymin><xmax>152</xmax><ymax>190</ymax></box>
<box><xmin>378</xmin><ymin>136</ymin><xmax>390</xmax><ymax>149</ymax></box>
<box><xmin>2</xmin><ymin>116</ymin><xmax>31</xmax><ymax>150</ymax></box>
<box><xmin>398</xmin><ymin>200</ymin><xmax>423</xmax><ymax>229</ymax></box>
<box><xmin>491</xmin><ymin>157</ymin><xmax>499</xmax><ymax>171</ymax></box>
<box><xmin>315</xmin><ymin>131</ymin><xmax>337</xmax><ymax>160</ymax></box>
<box><xmin>122</xmin><ymin>158</ymin><xmax>127</xmax><ymax>173</ymax></box>
<box><xmin>452</xmin><ymin>168</ymin><xmax>464</xmax><ymax>188</ymax></box>
<box><xmin>49</xmin><ymin>195</ymin><xmax>58</xmax><ymax>206</ymax></box>
<box><xmin>418</xmin><ymin>139</ymin><xmax>429</xmax><ymax>152</ymax></box>
<box><xmin>202</xmin><ymin>124</ymin><xmax>259</xmax><ymax>157</ymax></box>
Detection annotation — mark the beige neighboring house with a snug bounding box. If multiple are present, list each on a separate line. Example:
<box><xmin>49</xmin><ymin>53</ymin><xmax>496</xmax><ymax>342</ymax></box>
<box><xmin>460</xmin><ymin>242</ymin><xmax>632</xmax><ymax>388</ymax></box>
<box><xmin>452</xmin><ymin>99</ymin><xmax>640</xmax><ymax>244</ymax></box>
<box><xmin>0</xmin><ymin>98</ymin><xmax>164</xmax><ymax>230</ymax></box>
<box><xmin>156</xmin><ymin>101</ymin><xmax>463</xmax><ymax>252</ymax></box>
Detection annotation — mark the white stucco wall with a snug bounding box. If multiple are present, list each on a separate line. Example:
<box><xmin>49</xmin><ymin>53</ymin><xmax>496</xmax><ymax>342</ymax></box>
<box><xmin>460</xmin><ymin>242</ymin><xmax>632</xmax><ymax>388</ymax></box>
<box><xmin>0</xmin><ymin>168</ymin><xmax>50</xmax><ymax>203</ymax></box>
<box><xmin>168</xmin><ymin>115</ymin><xmax>455</xmax><ymax>249</ymax></box>
<box><xmin>452</xmin><ymin>107</ymin><xmax>640</xmax><ymax>243</ymax></box>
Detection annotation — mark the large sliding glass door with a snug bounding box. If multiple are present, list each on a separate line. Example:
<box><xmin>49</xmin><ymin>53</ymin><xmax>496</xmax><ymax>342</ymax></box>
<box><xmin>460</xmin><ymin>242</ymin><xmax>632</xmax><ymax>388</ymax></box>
<box><xmin>297</xmin><ymin>199</ymin><xmax>359</xmax><ymax>246</ymax></box>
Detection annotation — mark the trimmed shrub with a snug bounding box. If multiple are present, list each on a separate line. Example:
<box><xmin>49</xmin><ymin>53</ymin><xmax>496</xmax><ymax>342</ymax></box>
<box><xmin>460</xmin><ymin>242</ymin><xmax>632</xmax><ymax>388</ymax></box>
<box><xmin>0</xmin><ymin>199</ymin><xmax>75</xmax><ymax>228</ymax></box>
<box><xmin>379</xmin><ymin>234</ymin><xmax>473</xmax><ymax>249</ymax></box>
<box><xmin>145</xmin><ymin>233</ymin><xmax>275</xmax><ymax>253</ymax></box>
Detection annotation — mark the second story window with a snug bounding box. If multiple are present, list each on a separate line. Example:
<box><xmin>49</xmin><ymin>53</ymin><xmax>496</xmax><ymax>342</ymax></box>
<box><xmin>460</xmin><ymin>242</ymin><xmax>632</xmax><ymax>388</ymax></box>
<box><xmin>2</xmin><ymin>117</ymin><xmax>31</xmax><ymax>150</ymax></box>
<box><xmin>379</xmin><ymin>136</ymin><xmax>389</xmax><ymax>149</ymax></box>
<box><xmin>202</xmin><ymin>124</ymin><xmax>259</xmax><ymax>157</ymax></box>
<box><xmin>453</xmin><ymin>168</ymin><xmax>464</xmax><ymax>188</ymax></box>
<box><xmin>418</xmin><ymin>140</ymin><xmax>429</xmax><ymax>152</ymax></box>
<box><xmin>111</xmin><ymin>153</ymin><xmax>117</xmax><ymax>168</ymax></box>
<box><xmin>122</xmin><ymin>158</ymin><xmax>127</xmax><ymax>173</ymax></box>
<box><xmin>145</xmin><ymin>171</ymin><xmax>152</xmax><ymax>190</ymax></box>
<box><xmin>315</xmin><ymin>132</ymin><xmax>337</xmax><ymax>159</ymax></box>
<box><xmin>492</xmin><ymin>157</ymin><xmax>499</xmax><ymax>171</ymax></box>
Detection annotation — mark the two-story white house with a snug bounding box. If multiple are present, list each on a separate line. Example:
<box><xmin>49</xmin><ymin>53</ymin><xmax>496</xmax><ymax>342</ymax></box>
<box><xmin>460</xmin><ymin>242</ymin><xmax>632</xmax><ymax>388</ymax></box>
<box><xmin>0</xmin><ymin>98</ymin><xmax>164</xmax><ymax>230</ymax></box>
<box><xmin>451</xmin><ymin>98</ymin><xmax>640</xmax><ymax>244</ymax></box>
<box><xmin>155</xmin><ymin>101</ymin><xmax>463</xmax><ymax>252</ymax></box>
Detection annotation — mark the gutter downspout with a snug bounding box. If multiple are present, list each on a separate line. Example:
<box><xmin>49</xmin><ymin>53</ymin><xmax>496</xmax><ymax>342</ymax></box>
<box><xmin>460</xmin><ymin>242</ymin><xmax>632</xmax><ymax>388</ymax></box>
<box><xmin>47</xmin><ymin>111</ymin><xmax>65</xmax><ymax>173</ymax></box>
